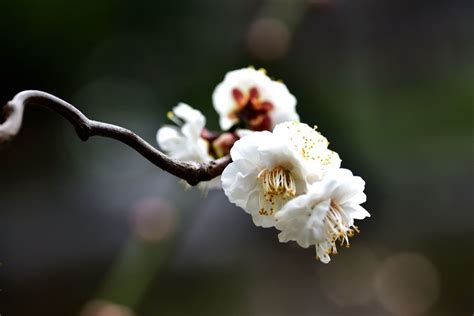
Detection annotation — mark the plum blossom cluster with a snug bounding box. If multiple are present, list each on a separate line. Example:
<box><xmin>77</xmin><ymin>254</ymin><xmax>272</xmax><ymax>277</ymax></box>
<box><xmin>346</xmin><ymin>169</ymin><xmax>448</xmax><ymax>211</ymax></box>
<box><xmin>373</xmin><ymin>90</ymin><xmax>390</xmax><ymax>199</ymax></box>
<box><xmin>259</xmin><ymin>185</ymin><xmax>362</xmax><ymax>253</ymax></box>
<box><xmin>157</xmin><ymin>67</ymin><xmax>370</xmax><ymax>263</ymax></box>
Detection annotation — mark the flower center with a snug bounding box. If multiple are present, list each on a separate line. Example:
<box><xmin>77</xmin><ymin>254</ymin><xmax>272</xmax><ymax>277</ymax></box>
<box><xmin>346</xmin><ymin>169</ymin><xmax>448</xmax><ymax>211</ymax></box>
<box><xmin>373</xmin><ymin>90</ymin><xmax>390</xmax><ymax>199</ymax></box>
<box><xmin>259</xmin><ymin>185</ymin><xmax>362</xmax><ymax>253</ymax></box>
<box><xmin>230</xmin><ymin>87</ymin><xmax>274</xmax><ymax>131</ymax></box>
<box><xmin>257</xmin><ymin>166</ymin><xmax>296</xmax><ymax>216</ymax></box>
<box><xmin>317</xmin><ymin>201</ymin><xmax>360</xmax><ymax>257</ymax></box>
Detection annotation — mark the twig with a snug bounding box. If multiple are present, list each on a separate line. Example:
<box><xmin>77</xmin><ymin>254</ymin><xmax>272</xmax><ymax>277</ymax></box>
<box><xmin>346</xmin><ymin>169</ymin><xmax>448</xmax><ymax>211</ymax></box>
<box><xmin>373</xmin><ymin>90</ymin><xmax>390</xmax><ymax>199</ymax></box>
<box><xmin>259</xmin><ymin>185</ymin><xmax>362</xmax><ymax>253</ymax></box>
<box><xmin>0</xmin><ymin>90</ymin><xmax>231</xmax><ymax>185</ymax></box>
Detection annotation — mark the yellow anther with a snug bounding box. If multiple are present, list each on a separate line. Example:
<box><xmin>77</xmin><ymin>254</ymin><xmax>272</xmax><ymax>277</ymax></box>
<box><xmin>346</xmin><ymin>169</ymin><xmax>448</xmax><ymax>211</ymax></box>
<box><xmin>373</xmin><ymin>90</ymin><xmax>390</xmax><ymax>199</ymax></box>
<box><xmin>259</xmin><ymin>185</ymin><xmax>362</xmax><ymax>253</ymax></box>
<box><xmin>257</xmin><ymin>166</ymin><xmax>296</xmax><ymax>216</ymax></box>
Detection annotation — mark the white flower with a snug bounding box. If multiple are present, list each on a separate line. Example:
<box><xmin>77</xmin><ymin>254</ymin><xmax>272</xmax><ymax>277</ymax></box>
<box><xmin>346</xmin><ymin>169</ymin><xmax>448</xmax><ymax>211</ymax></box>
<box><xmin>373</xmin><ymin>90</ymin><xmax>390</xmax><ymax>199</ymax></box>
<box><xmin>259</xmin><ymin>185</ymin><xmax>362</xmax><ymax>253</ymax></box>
<box><xmin>157</xmin><ymin>103</ymin><xmax>220</xmax><ymax>191</ymax></box>
<box><xmin>221</xmin><ymin>121</ymin><xmax>340</xmax><ymax>227</ymax></box>
<box><xmin>212</xmin><ymin>67</ymin><xmax>299</xmax><ymax>131</ymax></box>
<box><xmin>157</xmin><ymin>103</ymin><xmax>208</xmax><ymax>161</ymax></box>
<box><xmin>221</xmin><ymin>132</ymin><xmax>306</xmax><ymax>227</ymax></box>
<box><xmin>275</xmin><ymin>168</ymin><xmax>370</xmax><ymax>263</ymax></box>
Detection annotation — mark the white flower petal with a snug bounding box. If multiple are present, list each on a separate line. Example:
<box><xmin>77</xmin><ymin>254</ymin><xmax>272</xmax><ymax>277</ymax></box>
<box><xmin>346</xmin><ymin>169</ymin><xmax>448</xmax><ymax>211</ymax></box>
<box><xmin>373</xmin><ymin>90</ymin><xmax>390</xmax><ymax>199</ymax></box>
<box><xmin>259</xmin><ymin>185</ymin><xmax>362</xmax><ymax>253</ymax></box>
<box><xmin>156</xmin><ymin>126</ymin><xmax>183</xmax><ymax>152</ymax></box>
<box><xmin>274</xmin><ymin>121</ymin><xmax>341</xmax><ymax>182</ymax></box>
<box><xmin>344</xmin><ymin>204</ymin><xmax>371</xmax><ymax>220</ymax></box>
<box><xmin>222</xmin><ymin>159</ymin><xmax>259</xmax><ymax>210</ymax></box>
<box><xmin>172</xmin><ymin>103</ymin><xmax>206</xmax><ymax>140</ymax></box>
<box><xmin>230</xmin><ymin>131</ymin><xmax>273</xmax><ymax>162</ymax></box>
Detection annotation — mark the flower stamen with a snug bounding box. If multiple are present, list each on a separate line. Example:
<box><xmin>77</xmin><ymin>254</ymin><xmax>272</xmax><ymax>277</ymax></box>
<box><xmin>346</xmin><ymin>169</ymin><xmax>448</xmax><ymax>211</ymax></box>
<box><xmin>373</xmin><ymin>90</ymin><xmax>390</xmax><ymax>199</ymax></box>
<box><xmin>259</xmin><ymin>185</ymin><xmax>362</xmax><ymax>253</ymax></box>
<box><xmin>257</xmin><ymin>166</ymin><xmax>296</xmax><ymax>216</ymax></box>
<box><xmin>166</xmin><ymin>111</ymin><xmax>184</xmax><ymax>126</ymax></box>
<box><xmin>317</xmin><ymin>200</ymin><xmax>360</xmax><ymax>260</ymax></box>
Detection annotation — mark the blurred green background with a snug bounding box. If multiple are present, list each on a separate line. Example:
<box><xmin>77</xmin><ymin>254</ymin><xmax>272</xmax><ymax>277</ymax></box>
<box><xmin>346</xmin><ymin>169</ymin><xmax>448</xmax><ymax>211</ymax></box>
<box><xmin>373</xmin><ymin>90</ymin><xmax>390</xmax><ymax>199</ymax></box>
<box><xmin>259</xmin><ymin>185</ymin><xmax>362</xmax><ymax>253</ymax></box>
<box><xmin>0</xmin><ymin>0</ymin><xmax>472</xmax><ymax>315</ymax></box>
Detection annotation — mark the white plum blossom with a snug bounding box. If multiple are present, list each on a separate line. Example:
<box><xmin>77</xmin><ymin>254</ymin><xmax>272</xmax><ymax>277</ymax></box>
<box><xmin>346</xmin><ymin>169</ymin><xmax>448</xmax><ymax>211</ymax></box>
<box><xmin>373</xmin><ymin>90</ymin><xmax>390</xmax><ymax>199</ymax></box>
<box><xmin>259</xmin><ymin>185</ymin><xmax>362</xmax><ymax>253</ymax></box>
<box><xmin>221</xmin><ymin>132</ymin><xmax>306</xmax><ymax>228</ymax></box>
<box><xmin>275</xmin><ymin>168</ymin><xmax>370</xmax><ymax>263</ymax></box>
<box><xmin>221</xmin><ymin>121</ymin><xmax>340</xmax><ymax>227</ymax></box>
<box><xmin>156</xmin><ymin>103</ymin><xmax>220</xmax><ymax>191</ymax></box>
<box><xmin>212</xmin><ymin>67</ymin><xmax>299</xmax><ymax>131</ymax></box>
<box><xmin>157</xmin><ymin>103</ymin><xmax>209</xmax><ymax>161</ymax></box>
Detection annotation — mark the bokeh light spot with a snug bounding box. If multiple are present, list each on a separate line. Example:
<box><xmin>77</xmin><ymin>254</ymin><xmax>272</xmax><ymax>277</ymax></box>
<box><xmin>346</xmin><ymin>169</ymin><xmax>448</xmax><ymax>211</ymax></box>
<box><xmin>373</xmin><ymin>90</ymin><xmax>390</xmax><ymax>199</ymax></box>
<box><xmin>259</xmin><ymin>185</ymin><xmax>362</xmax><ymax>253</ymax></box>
<box><xmin>80</xmin><ymin>300</ymin><xmax>135</xmax><ymax>316</ymax></box>
<box><xmin>130</xmin><ymin>196</ymin><xmax>178</xmax><ymax>242</ymax></box>
<box><xmin>319</xmin><ymin>246</ymin><xmax>379</xmax><ymax>306</ymax></box>
<box><xmin>246</xmin><ymin>18</ymin><xmax>290</xmax><ymax>62</ymax></box>
<box><xmin>374</xmin><ymin>252</ymin><xmax>440</xmax><ymax>316</ymax></box>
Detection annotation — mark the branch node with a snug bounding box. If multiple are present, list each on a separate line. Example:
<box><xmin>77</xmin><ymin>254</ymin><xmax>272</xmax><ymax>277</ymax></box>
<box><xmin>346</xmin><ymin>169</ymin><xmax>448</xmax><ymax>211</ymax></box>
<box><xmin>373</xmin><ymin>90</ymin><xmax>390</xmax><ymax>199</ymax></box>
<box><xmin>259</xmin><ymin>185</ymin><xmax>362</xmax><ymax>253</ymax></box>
<box><xmin>75</xmin><ymin>126</ymin><xmax>91</xmax><ymax>141</ymax></box>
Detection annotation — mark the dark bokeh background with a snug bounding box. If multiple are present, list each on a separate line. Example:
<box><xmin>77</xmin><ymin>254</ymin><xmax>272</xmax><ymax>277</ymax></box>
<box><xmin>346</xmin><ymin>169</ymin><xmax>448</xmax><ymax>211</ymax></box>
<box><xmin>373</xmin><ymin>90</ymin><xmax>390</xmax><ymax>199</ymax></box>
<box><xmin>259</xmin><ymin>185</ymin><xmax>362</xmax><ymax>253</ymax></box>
<box><xmin>1</xmin><ymin>0</ymin><xmax>472</xmax><ymax>315</ymax></box>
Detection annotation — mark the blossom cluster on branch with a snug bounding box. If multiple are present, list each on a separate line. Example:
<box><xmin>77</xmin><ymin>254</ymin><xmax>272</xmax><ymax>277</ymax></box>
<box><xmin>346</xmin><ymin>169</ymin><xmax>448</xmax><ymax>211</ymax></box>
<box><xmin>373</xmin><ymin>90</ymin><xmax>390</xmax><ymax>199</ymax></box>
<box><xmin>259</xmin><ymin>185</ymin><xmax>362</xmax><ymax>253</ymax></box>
<box><xmin>157</xmin><ymin>67</ymin><xmax>370</xmax><ymax>263</ymax></box>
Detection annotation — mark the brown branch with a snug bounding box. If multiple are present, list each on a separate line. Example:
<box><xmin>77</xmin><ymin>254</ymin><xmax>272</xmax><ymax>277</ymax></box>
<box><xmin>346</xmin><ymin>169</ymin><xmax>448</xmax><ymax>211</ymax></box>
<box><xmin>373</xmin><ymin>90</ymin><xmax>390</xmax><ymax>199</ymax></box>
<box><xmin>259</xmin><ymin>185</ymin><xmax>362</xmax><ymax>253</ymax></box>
<box><xmin>0</xmin><ymin>90</ymin><xmax>231</xmax><ymax>185</ymax></box>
